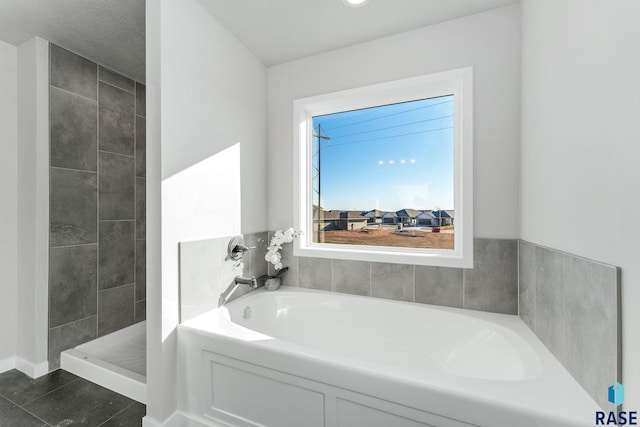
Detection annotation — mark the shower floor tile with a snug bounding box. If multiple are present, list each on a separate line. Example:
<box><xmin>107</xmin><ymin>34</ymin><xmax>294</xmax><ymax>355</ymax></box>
<box><xmin>0</xmin><ymin>369</ymin><xmax>145</xmax><ymax>427</ymax></box>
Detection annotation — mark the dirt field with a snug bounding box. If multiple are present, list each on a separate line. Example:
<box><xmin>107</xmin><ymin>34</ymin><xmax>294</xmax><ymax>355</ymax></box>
<box><xmin>318</xmin><ymin>227</ymin><xmax>454</xmax><ymax>249</ymax></box>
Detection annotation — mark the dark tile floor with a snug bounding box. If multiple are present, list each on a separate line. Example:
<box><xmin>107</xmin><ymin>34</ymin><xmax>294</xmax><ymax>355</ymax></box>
<box><xmin>0</xmin><ymin>369</ymin><xmax>145</xmax><ymax>427</ymax></box>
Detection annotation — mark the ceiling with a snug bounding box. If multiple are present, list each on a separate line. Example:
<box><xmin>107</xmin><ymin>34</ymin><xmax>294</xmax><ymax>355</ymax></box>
<box><xmin>0</xmin><ymin>0</ymin><xmax>145</xmax><ymax>82</ymax></box>
<box><xmin>0</xmin><ymin>0</ymin><xmax>518</xmax><ymax>82</ymax></box>
<box><xmin>198</xmin><ymin>0</ymin><xmax>519</xmax><ymax>66</ymax></box>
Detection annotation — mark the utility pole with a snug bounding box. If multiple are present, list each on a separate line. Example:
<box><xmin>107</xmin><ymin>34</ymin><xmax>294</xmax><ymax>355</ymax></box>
<box><xmin>313</xmin><ymin>124</ymin><xmax>330</xmax><ymax>243</ymax></box>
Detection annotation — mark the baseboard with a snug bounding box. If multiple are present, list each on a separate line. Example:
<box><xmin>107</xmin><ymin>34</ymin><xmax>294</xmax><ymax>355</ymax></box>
<box><xmin>0</xmin><ymin>356</ymin><xmax>16</xmax><ymax>374</ymax></box>
<box><xmin>15</xmin><ymin>357</ymin><xmax>49</xmax><ymax>378</ymax></box>
<box><xmin>143</xmin><ymin>412</ymin><xmax>226</xmax><ymax>427</ymax></box>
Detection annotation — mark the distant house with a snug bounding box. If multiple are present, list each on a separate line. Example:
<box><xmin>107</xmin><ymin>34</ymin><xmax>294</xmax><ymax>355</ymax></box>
<box><xmin>445</xmin><ymin>210</ymin><xmax>455</xmax><ymax>225</ymax></box>
<box><xmin>339</xmin><ymin>211</ymin><xmax>368</xmax><ymax>230</ymax></box>
<box><xmin>381</xmin><ymin>211</ymin><xmax>398</xmax><ymax>224</ymax></box>
<box><xmin>364</xmin><ymin>209</ymin><xmax>383</xmax><ymax>224</ymax></box>
<box><xmin>416</xmin><ymin>210</ymin><xmax>435</xmax><ymax>226</ymax></box>
<box><xmin>396</xmin><ymin>209</ymin><xmax>421</xmax><ymax>226</ymax></box>
<box><xmin>433</xmin><ymin>210</ymin><xmax>454</xmax><ymax>226</ymax></box>
<box><xmin>313</xmin><ymin>208</ymin><xmax>341</xmax><ymax>232</ymax></box>
<box><xmin>313</xmin><ymin>208</ymin><xmax>368</xmax><ymax>231</ymax></box>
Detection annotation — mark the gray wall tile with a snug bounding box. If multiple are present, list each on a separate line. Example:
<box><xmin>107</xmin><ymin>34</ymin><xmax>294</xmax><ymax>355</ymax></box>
<box><xmin>518</xmin><ymin>240</ymin><xmax>536</xmax><ymax>331</ymax></box>
<box><xmin>99</xmin><ymin>152</ymin><xmax>135</xmax><ymax>220</ymax></box>
<box><xmin>415</xmin><ymin>266</ymin><xmax>463</xmax><ymax>308</ymax></box>
<box><xmin>135</xmin><ymin>239</ymin><xmax>146</xmax><ymax>302</ymax></box>
<box><xmin>50</xmin><ymin>87</ymin><xmax>97</xmax><ymax>171</ymax></box>
<box><xmin>517</xmin><ymin>240</ymin><xmax>620</xmax><ymax>409</ymax></box>
<box><xmin>371</xmin><ymin>262</ymin><xmax>414</xmax><ymax>302</ymax></box>
<box><xmin>267</xmin><ymin>231</ymin><xmax>298</xmax><ymax>287</ymax></box>
<box><xmin>50</xmin><ymin>168</ymin><xmax>97</xmax><ymax>247</ymax></box>
<box><xmin>299</xmin><ymin>257</ymin><xmax>332</xmax><ymax>291</ymax></box>
<box><xmin>534</xmin><ymin>246</ymin><xmax>566</xmax><ymax>362</ymax></box>
<box><xmin>135</xmin><ymin>300</ymin><xmax>146</xmax><ymax>323</ymax></box>
<box><xmin>50</xmin><ymin>44</ymin><xmax>97</xmax><ymax>100</ymax></box>
<box><xmin>98</xmin><ymin>66</ymin><xmax>134</xmax><ymax>93</ymax></box>
<box><xmin>48</xmin><ymin>316</ymin><xmax>97</xmax><ymax>369</ymax></box>
<box><xmin>136</xmin><ymin>83</ymin><xmax>146</xmax><ymax>117</ymax></box>
<box><xmin>463</xmin><ymin>239</ymin><xmax>517</xmax><ymax>314</ymax></box>
<box><xmin>99</xmin><ymin>82</ymin><xmax>135</xmax><ymax>156</ymax></box>
<box><xmin>564</xmin><ymin>255</ymin><xmax>619</xmax><ymax>409</ymax></box>
<box><xmin>243</xmin><ymin>232</ymin><xmax>268</xmax><ymax>279</ymax></box>
<box><xmin>135</xmin><ymin>178</ymin><xmax>146</xmax><ymax>239</ymax></box>
<box><xmin>98</xmin><ymin>221</ymin><xmax>135</xmax><ymax>290</ymax></box>
<box><xmin>332</xmin><ymin>259</ymin><xmax>370</xmax><ymax>296</ymax></box>
<box><xmin>135</xmin><ymin>116</ymin><xmax>146</xmax><ymax>178</ymax></box>
<box><xmin>49</xmin><ymin>245</ymin><xmax>98</xmax><ymax>328</ymax></box>
<box><xmin>98</xmin><ymin>285</ymin><xmax>134</xmax><ymax>336</ymax></box>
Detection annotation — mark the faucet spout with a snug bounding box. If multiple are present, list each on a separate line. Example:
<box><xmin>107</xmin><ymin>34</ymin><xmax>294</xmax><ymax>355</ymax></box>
<box><xmin>218</xmin><ymin>275</ymin><xmax>259</xmax><ymax>306</ymax></box>
<box><xmin>234</xmin><ymin>276</ymin><xmax>258</xmax><ymax>288</ymax></box>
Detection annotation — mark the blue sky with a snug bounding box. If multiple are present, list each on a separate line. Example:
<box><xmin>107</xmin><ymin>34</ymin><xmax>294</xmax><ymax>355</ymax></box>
<box><xmin>312</xmin><ymin>95</ymin><xmax>454</xmax><ymax>212</ymax></box>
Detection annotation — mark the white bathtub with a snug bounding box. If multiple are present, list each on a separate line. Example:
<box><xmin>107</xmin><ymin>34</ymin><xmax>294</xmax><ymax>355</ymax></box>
<box><xmin>177</xmin><ymin>287</ymin><xmax>600</xmax><ymax>427</ymax></box>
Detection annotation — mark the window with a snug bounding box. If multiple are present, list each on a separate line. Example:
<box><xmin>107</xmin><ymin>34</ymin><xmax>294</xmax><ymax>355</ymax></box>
<box><xmin>293</xmin><ymin>68</ymin><xmax>473</xmax><ymax>268</ymax></box>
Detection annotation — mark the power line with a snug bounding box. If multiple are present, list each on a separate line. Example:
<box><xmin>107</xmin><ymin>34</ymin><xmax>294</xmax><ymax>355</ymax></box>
<box><xmin>322</xmin><ymin>98</ymin><xmax>453</xmax><ymax>132</ymax></box>
<box><xmin>326</xmin><ymin>126</ymin><xmax>454</xmax><ymax>148</ymax></box>
<box><xmin>328</xmin><ymin>114</ymin><xmax>453</xmax><ymax>140</ymax></box>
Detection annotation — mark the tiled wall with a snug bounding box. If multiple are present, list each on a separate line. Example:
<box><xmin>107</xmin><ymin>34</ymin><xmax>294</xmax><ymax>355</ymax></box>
<box><xmin>48</xmin><ymin>44</ymin><xmax>146</xmax><ymax>368</ymax></box>
<box><xmin>270</xmin><ymin>236</ymin><xmax>519</xmax><ymax>315</ymax></box>
<box><xmin>518</xmin><ymin>240</ymin><xmax>620</xmax><ymax>410</ymax></box>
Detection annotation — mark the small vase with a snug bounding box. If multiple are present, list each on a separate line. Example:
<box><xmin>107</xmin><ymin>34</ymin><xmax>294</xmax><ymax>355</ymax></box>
<box><xmin>264</xmin><ymin>277</ymin><xmax>281</xmax><ymax>291</ymax></box>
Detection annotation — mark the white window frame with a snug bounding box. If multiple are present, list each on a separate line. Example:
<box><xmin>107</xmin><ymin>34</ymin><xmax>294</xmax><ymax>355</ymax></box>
<box><xmin>293</xmin><ymin>67</ymin><xmax>473</xmax><ymax>268</ymax></box>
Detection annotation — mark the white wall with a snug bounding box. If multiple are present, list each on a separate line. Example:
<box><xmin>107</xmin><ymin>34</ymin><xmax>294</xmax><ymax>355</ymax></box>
<box><xmin>521</xmin><ymin>0</ymin><xmax>640</xmax><ymax>408</ymax></box>
<box><xmin>15</xmin><ymin>37</ymin><xmax>50</xmax><ymax>377</ymax></box>
<box><xmin>267</xmin><ymin>5</ymin><xmax>521</xmax><ymax>238</ymax></box>
<box><xmin>146</xmin><ymin>0</ymin><xmax>267</xmax><ymax>423</ymax></box>
<box><xmin>0</xmin><ymin>40</ymin><xmax>18</xmax><ymax>369</ymax></box>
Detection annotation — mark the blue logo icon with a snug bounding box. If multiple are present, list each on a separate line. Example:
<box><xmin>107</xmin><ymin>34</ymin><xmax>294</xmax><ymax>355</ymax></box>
<box><xmin>609</xmin><ymin>383</ymin><xmax>625</xmax><ymax>406</ymax></box>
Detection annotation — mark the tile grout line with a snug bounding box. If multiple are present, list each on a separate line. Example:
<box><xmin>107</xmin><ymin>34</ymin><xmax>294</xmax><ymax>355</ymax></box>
<box><xmin>95</xmin><ymin>400</ymin><xmax>137</xmax><ymax>427</ymax></box>
<box><xmin>12</xmin><ymin>403</ymin><xmax>51</xmax><ymax>427</ymax></box>
<box><xmin>18</xmin><ymin>376</ymin><xmax>83</xmax><ymax>408</ymax></box>
<box><xmin>516</xmin><ymin>240</ymin><xmax>520</xmax><ymax>317</ymax></box>
<box><xmin>50</xmin><ymin>242</ymin><xmax>97</xmax><ymax>250</ymax></box>
<box><xmin>0</xmin><ymin>390</ymin><xmax>26</xmax><ymax>408</ymax></box>
<box><xmin>98</xmin><ymin>78</ymin><xmax>136</xmax><ymax>95</ymax></box>
<box><xmin>50</xmin><ymin>314</ymin><xmax>97</xmax><ymax>331</ymax></box>
<box><xmin>412</xmin><ymin>264</ymin><xmax>416</xmax><ymax>302</ymax></box>
<box><xmin>369</xmin><ymin>261</ymin><xmax>372</xmax><ymax>296</ymax></box>
<box><xmin>47</xmin><ymin>42</ymin><xmax>53</xmax><ymax>364</ymax></box>
<box><xmin>98</xmin><ymin>148</ymin><xmax>135</xmax><ymax>159</ymax></box>
<box><xmin>50</xmin><ymin>165</ymin><xmax>98</xmax><ymax>174</ymax></box>
<box><xmin>97</xmin><ymin>62</ymin><xmax>101</xmax><ymax>339</ymax></box>
<box><xmin>134</xmin><ymin>90</ymin><xmax>138</xmax><ymax>323</ymax></box>
<box><xmin>50</xmin><ymin>84</ymin><xmax>98</xmax><ymax>104</ymax></box>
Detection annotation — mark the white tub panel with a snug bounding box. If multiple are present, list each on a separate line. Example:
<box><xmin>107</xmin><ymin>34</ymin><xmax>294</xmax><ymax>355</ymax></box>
<box><xmin>204</xmin><ymin>352</ymin><xmax>324</xmax><ymax>427</ymax></box>
<box><xmin>337</xmin><ymin>400</ymin><xmax>436</xmax><ymax>427</ymax></box>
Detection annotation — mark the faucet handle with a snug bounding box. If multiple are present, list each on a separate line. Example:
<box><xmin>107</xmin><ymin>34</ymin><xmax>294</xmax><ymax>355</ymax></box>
<box><xmin>236</xmin><ymin>244</ymin><xmax>256</xmax><ymax>253</ymax></box>
<box><xmin>227</xmin><ymin>236</ymin><xmax>255</xmax><ymax>261</ymax></box>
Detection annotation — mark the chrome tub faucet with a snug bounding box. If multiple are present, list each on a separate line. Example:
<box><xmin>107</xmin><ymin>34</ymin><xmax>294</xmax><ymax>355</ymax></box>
<box><xmin>218</xmin><ymin>275</ymin><xmax>259</xmax><ymax>306</ymax></box>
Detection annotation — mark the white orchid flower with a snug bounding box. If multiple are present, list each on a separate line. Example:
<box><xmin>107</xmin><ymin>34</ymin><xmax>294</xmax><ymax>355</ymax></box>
<box><xmin>265</xmin><ymin>228</ymin><xmax>301</xmax><ymax>270</ymax></box>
